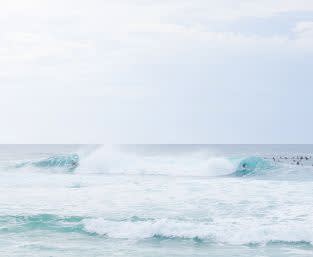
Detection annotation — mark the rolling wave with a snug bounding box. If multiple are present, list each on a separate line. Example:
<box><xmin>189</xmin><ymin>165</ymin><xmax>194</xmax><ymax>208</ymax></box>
<box><xmin>233</xmin><ymin>156</ymin><xmax>275</xmax><ymax>176</ymax></box>
<box><xmin>83</xmin><ymin>217</ymin><xmax>313</xmax><ymax>245</ymax></box>
<box><xmin>76</xmin><ymin>146</ymin><xmax>235</xmax><ymax>176</ymax></box>
<box><xmin>1</xmin><ymin>214</ymin><xmax>312</xmax><ymax>246</ymax></box>
<box><xmin>14</xmin><ymin>154</ymin><xmax>79</xmax><ymax>171</ymax></box>
<box><xmin>3</xmin><ymin>145</ymin><xmax>313</xmax><ymax>180</ymax></box>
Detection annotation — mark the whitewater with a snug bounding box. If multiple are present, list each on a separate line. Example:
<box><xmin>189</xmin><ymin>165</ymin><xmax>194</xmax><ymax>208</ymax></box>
<box><xmin>0</xmin><ymin>145</ymin><xmax>312</xmax><ymax>257</ymax></box>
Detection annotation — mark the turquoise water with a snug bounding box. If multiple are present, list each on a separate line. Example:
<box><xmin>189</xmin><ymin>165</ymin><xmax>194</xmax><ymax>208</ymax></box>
<box><xmin>0</xmin><ymin>145</ymin><xmax>313</xmax><ymax>256</ymax></box>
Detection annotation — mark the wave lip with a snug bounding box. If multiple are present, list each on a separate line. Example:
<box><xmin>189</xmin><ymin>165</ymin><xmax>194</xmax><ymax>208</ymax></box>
<box><xmin>15</xmin><ymin>154</ymin><xmax>80</xmax><ymax>171</ymax></box>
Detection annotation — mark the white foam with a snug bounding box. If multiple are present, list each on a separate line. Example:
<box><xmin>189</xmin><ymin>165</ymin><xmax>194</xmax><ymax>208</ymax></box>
<box><xmin>78</xmin><ymin>145</ymin><xmax>235</xmax><ymax>177</ymax></box>
<box><xmin>83</xmin><ymin>217</ymin><xmax>313</xmax><ymax>245</ymax></box>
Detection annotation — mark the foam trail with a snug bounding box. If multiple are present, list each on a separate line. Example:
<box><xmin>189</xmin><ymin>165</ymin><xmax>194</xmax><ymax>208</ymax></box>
<box><xmin>83</xmin><ymin>217</ymin><xmax>313</xmax><ymax>244</ymax></box>
<box><xmin>2</xmin><ymin>214</ymin><xmax>313</xmax><ymax>245</ymax></box>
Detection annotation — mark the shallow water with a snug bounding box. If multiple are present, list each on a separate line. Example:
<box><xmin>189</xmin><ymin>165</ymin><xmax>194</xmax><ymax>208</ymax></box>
<box><xmin>0</xmin><ymin>145</ymin><xmax>313</xmax><ymax>256</ymax></box>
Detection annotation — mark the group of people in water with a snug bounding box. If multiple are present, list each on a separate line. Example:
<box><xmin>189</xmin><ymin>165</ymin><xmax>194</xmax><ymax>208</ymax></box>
<box><xmin>271</xmin><ymin>155</ymin><xmax>312</xmax><ymax>166</ymax></box>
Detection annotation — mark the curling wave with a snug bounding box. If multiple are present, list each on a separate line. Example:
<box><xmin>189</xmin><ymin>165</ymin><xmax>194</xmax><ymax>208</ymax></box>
<box><xmin>233</xmin><ymin>156</ymin><xmax>275</xmax><ymax>177</ymax></box>
<box><xmin>15</xmin><ymin>154</ymin><xmax>80</xmax><ymax>171</ymax></box>
<box><xmin>5</xmin><ymin>145</ymin><xmax>313</xmax><ymax>181</ymax></box>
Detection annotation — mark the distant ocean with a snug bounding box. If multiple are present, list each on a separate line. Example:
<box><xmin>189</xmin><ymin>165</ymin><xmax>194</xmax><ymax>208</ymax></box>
<box><xmin>0</xmin><ymin>145</ymin><xmax>312</xmax><ymax>257</ymax></box>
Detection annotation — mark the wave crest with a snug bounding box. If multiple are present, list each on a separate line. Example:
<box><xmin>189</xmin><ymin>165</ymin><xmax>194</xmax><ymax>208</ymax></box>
<box><xmin>15</xmin><ymin>154</ymin><xmax>79</xmax><ymax>171</ymax></box>
<box><xmin>234</xmin><ymin>156</ymin><xmax>274</xmax><ymax>176</ymax></box>
<box><xmin>77</xmin><ymin>146</ymin><xmax>235</xmax><ymax>176</ymax></box>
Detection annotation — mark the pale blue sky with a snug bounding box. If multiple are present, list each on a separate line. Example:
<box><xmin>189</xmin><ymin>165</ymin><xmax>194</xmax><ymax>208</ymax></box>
<box><xmin>1</xmin><ymin>0</ymin><xmax>313</xmax><ymax>143</ymax></box>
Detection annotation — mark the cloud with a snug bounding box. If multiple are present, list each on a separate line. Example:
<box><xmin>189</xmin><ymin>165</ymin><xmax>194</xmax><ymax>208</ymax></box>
<box><xmin>2</xmin><ymin>0</ymin><xmax>313</xmax><ymax>22</ymax></box>
<box><xmin>0</xmin><ymin>0</ymin><xmax>313</xmax><ymax>142</ymax></box>
<box><xmin>1</xmin><ymin>1</ymin><xmax>312</xmax><ymax>62</ymax></box>
<box><xmin>290</xmin><ymin>21</ymin><xmax>313</xmax><ymax>49</ymax></box>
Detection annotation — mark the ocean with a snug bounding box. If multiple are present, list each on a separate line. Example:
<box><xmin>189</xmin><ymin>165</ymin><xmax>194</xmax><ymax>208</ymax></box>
<box><xmin>0</xmin><ymin>145</ymin><xmax>312</xmax><ymax>257</ymax></box>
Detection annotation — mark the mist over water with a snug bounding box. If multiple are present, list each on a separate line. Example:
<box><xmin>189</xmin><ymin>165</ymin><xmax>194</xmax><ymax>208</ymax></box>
<box><xmin>0</xmin><ymin>145</ymin><xmax>313</xmax><ymax>257</ymax></box>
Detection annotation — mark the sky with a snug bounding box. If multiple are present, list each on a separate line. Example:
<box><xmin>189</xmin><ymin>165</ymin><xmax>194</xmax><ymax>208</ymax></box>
<box><xmin>1</xmin><ymin>0</ymin><xmax>313</xmax><ymax>143</ymax></box>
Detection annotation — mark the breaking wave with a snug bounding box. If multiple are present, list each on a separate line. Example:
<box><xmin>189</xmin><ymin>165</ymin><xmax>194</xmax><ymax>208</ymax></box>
<box><xmin>83</xmin><ymin>217</ymin><xmax>313</xmax><ymax>245</ymax></box>
<box><xmin>2</xmin><ymin>146</ymin><xmax>313</xmax><ymax>180</ymax></box>
<box><xmin>1</xmin><ymin>145</ymin><xmax>313</xmax><ymax>256</ymax></box>
<box><xmin>1</xmin><ymin>214</ymin><xmax>312</xmax><ymax>246</ymax></box>
<box><xmin>76</xmin><ymin>146</ymin><xmax>313</xmax><ymax>180</ymax></box>
<box><xmin>13</xmin><ymin>154</ymin><xmax>80</xmax><ymax>171</ymax></box>
<box><xmin>233</xmin><ymin>156</ymin><xmax>275</xmax><ymax>176</ymax></box>
<box><xmin>76</xmin><ymin>146</ymin><xmax>235</xmax><ymax>177</ymax></box>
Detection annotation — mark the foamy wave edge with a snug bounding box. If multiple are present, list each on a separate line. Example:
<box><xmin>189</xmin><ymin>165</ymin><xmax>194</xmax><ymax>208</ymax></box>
<box><xmin>83</xmin><ymin>218</ymin><xmax>313</xmax><ymax>245</ymax></box>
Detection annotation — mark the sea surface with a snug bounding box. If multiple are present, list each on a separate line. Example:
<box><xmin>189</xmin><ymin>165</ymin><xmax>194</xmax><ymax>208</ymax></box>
<box><xmin>0</xmin><ymin>144</ymin><xmax>313</xmax><ymax>257</ymax></box>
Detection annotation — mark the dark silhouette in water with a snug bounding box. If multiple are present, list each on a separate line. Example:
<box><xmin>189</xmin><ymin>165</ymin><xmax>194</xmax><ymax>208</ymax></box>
<box><xmin>269</xmin><ymin>155</ymin><xmax>313</xmax><ymax>166</ymax></box>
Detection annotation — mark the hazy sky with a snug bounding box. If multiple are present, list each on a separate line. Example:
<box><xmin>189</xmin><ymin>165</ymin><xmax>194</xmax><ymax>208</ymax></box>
<box><xmin>1</xmin><ymin>0</ymin><xmax>313</xmax><ymax>143</ymax></box>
